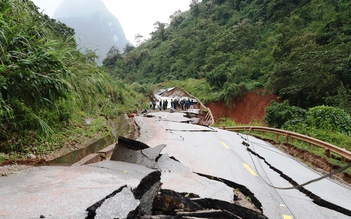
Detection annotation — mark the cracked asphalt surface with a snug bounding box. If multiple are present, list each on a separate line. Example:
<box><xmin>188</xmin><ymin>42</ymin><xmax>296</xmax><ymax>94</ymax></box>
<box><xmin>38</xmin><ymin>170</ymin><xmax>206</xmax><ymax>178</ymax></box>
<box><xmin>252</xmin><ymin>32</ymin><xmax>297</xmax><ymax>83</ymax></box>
<box><xmin>0</xmin><ymin>111</ymin><xmax>350</xmax><ymax>218</ymax></box>
<box><xmin>134</xmin><ymin>111</ymin><xmax>351</xmax><ymax>218</ymax></box>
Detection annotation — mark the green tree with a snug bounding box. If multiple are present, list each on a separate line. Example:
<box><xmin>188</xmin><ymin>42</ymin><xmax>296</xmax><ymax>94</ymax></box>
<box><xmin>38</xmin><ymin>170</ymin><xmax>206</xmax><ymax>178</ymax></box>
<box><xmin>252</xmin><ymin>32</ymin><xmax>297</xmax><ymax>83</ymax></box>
<box><xmin>190</xmin><ymin>0</ymin><xmax>200</xmax><ymax>31</ymax></box>
<box><xmin>151</xmin><ymin>21</ymin><xmax>166</xmax><ymax>41</ymax></box>
<box><xmin>305</xmin><ymin>106</ymin><xmax>351</xmax><ymax>135</ymax></box>
<box><xmin>264</xmin><ymin>100</ymin><xmax>306</xmax><ymax>128</ymax></box>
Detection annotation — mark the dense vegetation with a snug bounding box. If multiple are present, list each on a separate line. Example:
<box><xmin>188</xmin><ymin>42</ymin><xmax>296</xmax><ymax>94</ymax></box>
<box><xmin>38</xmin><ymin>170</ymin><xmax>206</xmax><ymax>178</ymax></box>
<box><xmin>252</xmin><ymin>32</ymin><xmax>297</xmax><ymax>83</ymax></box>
<box><xmin>102</xmin><ymin>0</ymin><xmax>351</xmax><ymax>166</ymax></box>
<box><xmin>264</xmin><ymin>100</ymin><xmax>351</xmax><ymax>152</ymax></box>
<box><xmin>103</xmin><ymin>0</ymin><xmax>351</xmax><ymax>112</ymax></box>
<box><xmin>0</xmin><ymin>0</ymin><xmax>141</xmax><ymax>160</ymax></box>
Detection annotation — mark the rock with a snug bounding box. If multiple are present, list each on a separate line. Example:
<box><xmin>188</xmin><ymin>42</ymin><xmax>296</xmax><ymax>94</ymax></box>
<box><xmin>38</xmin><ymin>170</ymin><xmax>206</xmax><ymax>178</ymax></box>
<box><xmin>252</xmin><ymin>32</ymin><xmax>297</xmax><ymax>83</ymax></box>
<box><xmin>27</xmin><ymin>154</ymin><xmax>36</xmax><ymax>159</ymax></box>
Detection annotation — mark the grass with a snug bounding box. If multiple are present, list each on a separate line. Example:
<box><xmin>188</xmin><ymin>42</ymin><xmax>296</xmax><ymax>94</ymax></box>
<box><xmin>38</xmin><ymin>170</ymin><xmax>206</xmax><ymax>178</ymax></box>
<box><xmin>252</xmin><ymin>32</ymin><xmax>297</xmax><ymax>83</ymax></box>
<box><xmin>0</xmin><ymin>83</ymin><xmax>143</xmax><ymax>164</ymax></box>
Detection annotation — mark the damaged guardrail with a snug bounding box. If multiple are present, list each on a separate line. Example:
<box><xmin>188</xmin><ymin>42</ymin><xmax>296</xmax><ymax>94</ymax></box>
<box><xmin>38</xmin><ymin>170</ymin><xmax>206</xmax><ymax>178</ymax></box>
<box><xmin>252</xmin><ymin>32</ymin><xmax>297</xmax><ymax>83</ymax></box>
<box><xmin>222</xmin><ymin>126</ymin><xmax>351</xmax><ymax>162</ymax></box>
<box><xmin>177</xmin><ymin>87</ymin><xmax>215</xmax><ymax>126</ymax></box>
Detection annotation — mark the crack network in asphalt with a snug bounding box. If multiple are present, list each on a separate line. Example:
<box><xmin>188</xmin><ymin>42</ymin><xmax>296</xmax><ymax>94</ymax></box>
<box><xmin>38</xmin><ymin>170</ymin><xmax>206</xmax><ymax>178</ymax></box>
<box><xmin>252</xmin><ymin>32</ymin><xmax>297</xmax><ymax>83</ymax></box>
<box><xmin>243</xmin><ymin>141</ymin><xmax>351</xmax><ymax>217</ymax></box>
<box><xmin>84</xmin><ymin>137</ymin><xmax>268</xmax><ymax>218</ymax></box>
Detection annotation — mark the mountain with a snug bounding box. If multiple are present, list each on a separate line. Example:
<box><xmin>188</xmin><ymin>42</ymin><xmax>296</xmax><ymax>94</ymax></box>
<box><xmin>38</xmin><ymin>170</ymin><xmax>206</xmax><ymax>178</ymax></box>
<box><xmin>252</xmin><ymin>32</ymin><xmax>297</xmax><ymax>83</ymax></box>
<box><xmin>53</xmin><ymin>0</ymin><xmax>130</xmax><ymax>65</ymax></box>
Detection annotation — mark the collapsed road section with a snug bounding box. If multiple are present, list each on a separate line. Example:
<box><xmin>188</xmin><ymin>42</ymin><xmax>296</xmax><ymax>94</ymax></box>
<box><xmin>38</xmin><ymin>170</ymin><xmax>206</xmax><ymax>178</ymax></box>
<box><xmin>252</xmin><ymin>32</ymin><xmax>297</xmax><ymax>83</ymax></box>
<box><xmin>0</xmin><ymin>136</ymin><xmax>266</xmax><ymax>219</ymax></box>
<box><xmin>133</xmin><ymin>111</ymin><xmax>351</xmax><ymax>219</ymax></box>
<box><xmin>85</xmin><ymin>138</ymin><xmax>267</xmax><ymax>218</ymax></box>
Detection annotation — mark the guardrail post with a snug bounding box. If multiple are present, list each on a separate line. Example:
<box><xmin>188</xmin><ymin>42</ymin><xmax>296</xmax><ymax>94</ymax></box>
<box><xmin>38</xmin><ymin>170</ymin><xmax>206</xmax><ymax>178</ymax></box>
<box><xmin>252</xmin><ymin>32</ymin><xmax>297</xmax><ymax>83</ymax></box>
<box><xmin>325</xmin><ymin>148</ymin><xmax>331</xmax><ymax>158</ymax></box>
<box><xmin>285</xmin><ymin>132</ymin><xmax>290</xmax><ymax>142</ymax></box>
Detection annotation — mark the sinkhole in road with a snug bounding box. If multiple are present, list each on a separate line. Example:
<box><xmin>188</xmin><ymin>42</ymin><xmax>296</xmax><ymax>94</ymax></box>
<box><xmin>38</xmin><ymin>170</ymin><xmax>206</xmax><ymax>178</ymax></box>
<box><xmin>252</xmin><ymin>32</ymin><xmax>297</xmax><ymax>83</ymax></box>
<box><xmin>88</xmin><ymin>137</ymin><xmax>268</xmax><ymax>218</ymax></box>
<box><xmin>246</xmin><ymin>147</ymin><xmax>351</xmax><ymax>217</ymax></box>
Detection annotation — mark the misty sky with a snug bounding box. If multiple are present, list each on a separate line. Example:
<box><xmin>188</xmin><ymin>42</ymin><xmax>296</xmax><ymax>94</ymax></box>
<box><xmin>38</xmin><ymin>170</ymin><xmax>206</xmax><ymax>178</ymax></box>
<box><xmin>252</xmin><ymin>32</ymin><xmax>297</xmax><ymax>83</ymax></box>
<box><xmin>31</xmin><ymin>0</ymin><xmax>191</xmax><ymax>44</ymax></box>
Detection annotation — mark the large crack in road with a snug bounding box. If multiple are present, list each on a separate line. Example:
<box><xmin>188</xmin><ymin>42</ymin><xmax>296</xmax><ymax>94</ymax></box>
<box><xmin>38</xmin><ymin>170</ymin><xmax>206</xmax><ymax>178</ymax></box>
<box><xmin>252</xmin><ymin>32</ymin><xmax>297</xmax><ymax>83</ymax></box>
<box><xmin>243</xmin><ymin>141</ymin><xmax>351</xmax><ymax>217</ymax></box>
<box><xmin>84</xmin><ymin>137</ymin><xmax>268</xmax><ymax>218</ymax></box>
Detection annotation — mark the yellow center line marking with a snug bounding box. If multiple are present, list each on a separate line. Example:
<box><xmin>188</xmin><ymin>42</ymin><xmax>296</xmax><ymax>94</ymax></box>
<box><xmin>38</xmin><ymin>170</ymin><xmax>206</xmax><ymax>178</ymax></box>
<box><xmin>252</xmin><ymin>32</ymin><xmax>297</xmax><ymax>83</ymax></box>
<box><xmin>243</xmin><ymin>163</ymin><xmax>258</xmax><ymax>176</ymax></box>
<box><xmin>221</xmin><ymin>141</ymin><xmax>230</xmax><ymax>149</ymax></box>
<box><xmin>283</xmin><ymin>215</ymin><xmax>293</xmax><ymax>219</ymax></box>
<box><xmin>164</xmin><ymin>113</ymin><xmax>168</xmax><ymax>119</ymax></box>
<box><xmin>198</xmin><ymin>125</ymin><xmax>205</xmax><ymax>130</ymax></box>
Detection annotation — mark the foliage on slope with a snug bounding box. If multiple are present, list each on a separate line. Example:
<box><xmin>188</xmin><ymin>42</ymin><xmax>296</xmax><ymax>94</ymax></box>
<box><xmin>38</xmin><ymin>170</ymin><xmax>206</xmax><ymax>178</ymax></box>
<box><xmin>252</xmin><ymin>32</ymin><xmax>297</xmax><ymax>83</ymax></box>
<box><xmin>265</xmin><ymin>101</ymin><xmax>351</xmax><ymax>152</ymax></box>
<box><xmin>103</xmin><ymin>0</ymin><xmax>351</xmax><ymax>112</ymax></box>
<box><xmin>0</xmin><ymin>0</ymin><xmax>141</xmax><ymax>157</ymax></box>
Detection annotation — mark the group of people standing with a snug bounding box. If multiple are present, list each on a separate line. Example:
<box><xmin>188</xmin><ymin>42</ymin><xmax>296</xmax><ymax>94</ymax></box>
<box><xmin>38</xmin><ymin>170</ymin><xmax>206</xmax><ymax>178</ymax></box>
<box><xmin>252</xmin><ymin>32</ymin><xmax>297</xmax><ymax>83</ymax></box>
<box><xmin>151</xmin><ymin>98</ymin><xmax>195</xmax><ymax>111</ymax></box>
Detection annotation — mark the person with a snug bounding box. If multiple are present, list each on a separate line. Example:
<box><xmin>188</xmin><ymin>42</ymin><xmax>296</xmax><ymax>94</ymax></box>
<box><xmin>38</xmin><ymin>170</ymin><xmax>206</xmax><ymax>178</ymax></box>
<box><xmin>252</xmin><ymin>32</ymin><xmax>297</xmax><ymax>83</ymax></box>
<box><xmin>180</xmin><ymin>99</ymin><xmax>185</xmax><ymax>110</ymax></box>
<box><xmin>174</xmin><ymin>99</ymin><xmax>178</xmax><ymax>110</ymax></box>
<box><xmin>152</xmin><ymin>99</ymin><xmax>156</xmax><ymax>110</ymax></box>
<box><xmin>163</xmin><ymin>99</ymin><xmax>168</xmax><ymax>110</ymax></box>
<box><xmin>185</xmin><ymin>99</ymin><xmax>190</xmax><ymax>110</ymax></box>
<box><xmin>159</xmin><ymin>99</ymin><xmax>162</xmax><ymax>111</ymax></box>
<box><xmin>189</xmin><ymin>99</ymin><xmax>194</xmax><ymax>110</ymax></box>
<box><xmin>141</xmin><ymin>108</ymin><xmax>148</xmax><ymax>116</ymax></box>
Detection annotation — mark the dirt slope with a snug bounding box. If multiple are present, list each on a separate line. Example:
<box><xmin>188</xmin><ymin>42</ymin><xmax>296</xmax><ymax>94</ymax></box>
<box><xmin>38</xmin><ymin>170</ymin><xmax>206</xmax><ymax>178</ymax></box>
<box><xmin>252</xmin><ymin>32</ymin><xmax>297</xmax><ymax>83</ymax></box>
<box><xmin>206</xmin><ymin>90</ymin><xmax>280</xmax><ymax>124</ymax></box>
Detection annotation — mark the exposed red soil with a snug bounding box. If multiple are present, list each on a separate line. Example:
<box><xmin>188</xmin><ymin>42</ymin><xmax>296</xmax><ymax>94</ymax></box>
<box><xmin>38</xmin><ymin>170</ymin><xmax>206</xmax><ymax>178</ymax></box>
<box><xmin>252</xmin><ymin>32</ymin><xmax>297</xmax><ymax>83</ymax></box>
<box><xmin>1</xmin><ymin>158</ymin><xmax>48</xmax><ymax>166</ymax></box>
<box><xmin>206</xmin><ymin>90</ymin><xmax>280</xmax><ymax>124</ymax></box>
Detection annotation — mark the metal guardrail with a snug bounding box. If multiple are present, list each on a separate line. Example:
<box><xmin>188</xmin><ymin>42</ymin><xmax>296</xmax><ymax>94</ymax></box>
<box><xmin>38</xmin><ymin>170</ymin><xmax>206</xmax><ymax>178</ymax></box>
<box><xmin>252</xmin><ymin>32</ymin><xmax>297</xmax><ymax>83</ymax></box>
<box><xmin>177</xmin><ymin>87</ymin><xmax>215</xmax><ymax>125</ymax></box>
<box><xmin>222</xmin><ymin>126</ymin><xmax>351</xmax><ymax>162</ymax></box>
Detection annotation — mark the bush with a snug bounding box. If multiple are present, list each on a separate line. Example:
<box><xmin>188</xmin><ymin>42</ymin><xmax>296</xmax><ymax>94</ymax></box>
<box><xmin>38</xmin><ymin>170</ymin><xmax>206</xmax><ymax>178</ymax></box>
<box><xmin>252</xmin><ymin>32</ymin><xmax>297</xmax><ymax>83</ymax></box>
<box><xmin>305</xmin><ymin>105</ymin><xmax>351</xmax><ymax>135</ymax></box>
<box><xmin>264</xmin><ymin>100</ymin><xmax>306</xmax><ymax>128</ymax></box>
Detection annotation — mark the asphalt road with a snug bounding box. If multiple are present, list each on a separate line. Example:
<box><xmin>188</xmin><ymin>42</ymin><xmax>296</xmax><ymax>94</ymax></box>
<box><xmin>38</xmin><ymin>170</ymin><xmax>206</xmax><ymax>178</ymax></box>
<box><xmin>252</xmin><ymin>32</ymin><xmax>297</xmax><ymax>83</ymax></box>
<box><xmin>0</xmin><ymin>111</ymin><xmax>350</xmax><ymax>218</ymax></box>
<box><xmin>135</xmin><ymin>111</ymin><xmax>351</xmax><ymax>219</ymax></box>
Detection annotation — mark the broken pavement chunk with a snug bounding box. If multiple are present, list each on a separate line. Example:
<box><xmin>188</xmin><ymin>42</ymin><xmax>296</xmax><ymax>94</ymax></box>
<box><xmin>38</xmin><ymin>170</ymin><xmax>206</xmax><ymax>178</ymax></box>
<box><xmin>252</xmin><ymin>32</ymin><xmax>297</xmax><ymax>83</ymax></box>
<box><xmin>111</xmin><ymin>141</ymin><xmax>166</xmax><ymax>168</ymax></box>
<box><xmin>95</xmin><ymin>186</ymin><xmax>140</xmax><ymax>219</ymax></box>
<box><xmin>128</xmin><ymin>171</ymin><xmax>162</xmax><ymax>218</ymax></box>
<box><xmin>86</xmin><ymin>185</ymin><xmax>127</xmax><ymax>219</ymax></box>
<box><xmin>153</xmin><ymin>189</ymin><xmax>203</xmax><ymax>214</ymax></box>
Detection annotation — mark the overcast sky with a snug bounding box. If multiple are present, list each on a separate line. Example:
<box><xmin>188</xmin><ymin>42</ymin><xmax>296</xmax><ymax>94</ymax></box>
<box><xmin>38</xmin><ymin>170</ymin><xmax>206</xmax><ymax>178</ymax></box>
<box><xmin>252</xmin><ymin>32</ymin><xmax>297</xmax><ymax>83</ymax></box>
<box><xmin>31</xmin><ymin>0</ymin><xmax>191</xmax><ymax>44</ymax></box>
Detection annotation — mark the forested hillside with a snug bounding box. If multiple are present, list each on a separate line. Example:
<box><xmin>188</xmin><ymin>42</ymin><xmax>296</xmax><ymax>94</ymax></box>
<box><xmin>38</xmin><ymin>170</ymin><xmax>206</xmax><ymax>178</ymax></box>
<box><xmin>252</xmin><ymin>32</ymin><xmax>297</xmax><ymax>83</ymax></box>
<box><xmin>103</xmin><ymin>0</ymin><xmax>351</xmax><ymax>111</ymax></box>
<box><xmin>0</xmin><ymin>0</ymin><xmax>142</xmax><ymax>159</ymax></box>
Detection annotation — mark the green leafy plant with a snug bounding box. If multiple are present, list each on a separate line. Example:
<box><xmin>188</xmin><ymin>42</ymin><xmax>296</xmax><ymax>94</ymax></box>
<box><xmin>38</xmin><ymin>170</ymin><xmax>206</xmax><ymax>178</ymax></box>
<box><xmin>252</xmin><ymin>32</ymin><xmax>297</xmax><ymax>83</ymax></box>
<box><xmin>264</xmin><ymin>100</ymin><xmax>306</xmax><ymax>128</ymax></box>
<box><xmin>0</xmin><ymin>0</ymin><xmax>143</xmax><ymax>158</ymax></box>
